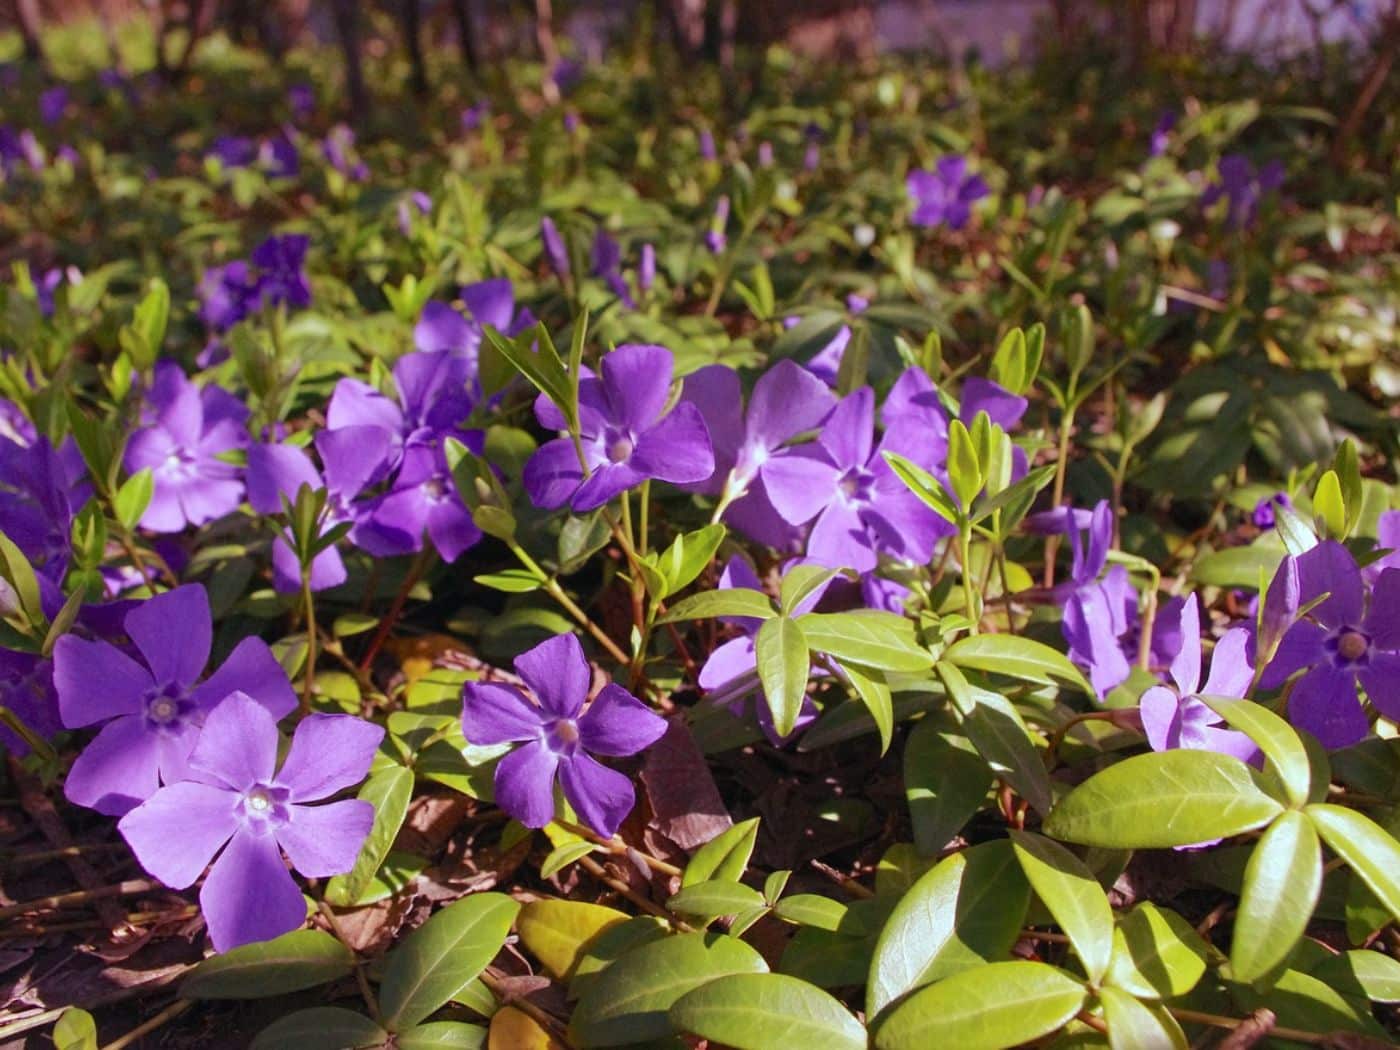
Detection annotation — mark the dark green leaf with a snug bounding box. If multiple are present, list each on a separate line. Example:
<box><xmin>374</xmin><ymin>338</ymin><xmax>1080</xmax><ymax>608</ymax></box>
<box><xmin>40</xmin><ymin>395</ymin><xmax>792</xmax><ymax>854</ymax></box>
<box><xmin>904</xmin><ymin>718</ymin><xmax>992</xmax><ymax>856</ymax></box>
<box><xmin>250</xmin><ymin>1007</ymin><xmax>388</xmax><ymax>1050</ymax></box>
<box><xmin>669</xmin><ymin>973</ymin><xmax>866</xmax><ymax>1050</ymax></box>
<box><xmin>180</xmin><ymin>930</ymin><xmax>353</xmax><ymax>1000</ymax></box>
<box><xmin>755</xmin><ymin>616</ymin><xmax>809</xmax><ymax>739</ymax></box>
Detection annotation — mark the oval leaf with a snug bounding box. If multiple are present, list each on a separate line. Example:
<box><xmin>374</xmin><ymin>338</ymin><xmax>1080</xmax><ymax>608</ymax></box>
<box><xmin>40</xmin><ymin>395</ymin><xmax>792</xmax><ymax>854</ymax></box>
<box><xmin>1230</xmin><ymin>810</ymin><xmax>1322</xmax><ymax>983</ymax></box>
<box><xmin>904</xmin><ymin>718</ymin><xmax>993</xmax><ymax>857</ymax></box>
<box><xmin>1043</xmin><ymin>750</ymin><xmax>1283</xmax><ymax>848</ymax></box>
<box><xmin>670</xmin><ymin>973</ymin><xmax>866</xmax><ymax>1050</ymax></box>
<box><xmin>1105</xmin><ymin>903</ymin><xmax>1209</xmax><ymax>1001</ymax></box>
<box><xmin>380</xmin><ymin>893</ymin><xmax>521</xmax><ymax>1031</ymax></box>
<box><xmin>1305</xmin><ymin>803</ymin><xmax>1400</xmax><ymax>926</ymax></box>
<box><xmin>683</xmin><ymin>818</ymin><xmax>760</xmax><ymax>887</ymax></box>
<box><xmin>1010</xmin><ymin>832</ymin><xmax>1115</xmax><ymax>985</ymax></box>
<box><xmin>517</xmin><ymin>900</ymin><xmax>629</xmax><ymax>982</ymax></box>
<box><xmin>325</xmin><ymin>764</ymin><xmax>414</xmax><ymax>906</ymax></box>
<box><xmin>944</xmin><ymin>634</ymin><xmax>1092</xmax><ymax>695</ymax></box>
<box><xmin>798</xmin><ymin>612</ymin><xmax>931</xmax><ymax>672</ymax></box>
<box><xmin>755</xmin><ymin>616</ymin><xmax>809</xmax><ymax>739</ymax></box>
<box><xmin>1098</xmin><ymin>985</ymin><xmax>1186</xmax><ymax>1050</ymax></box>
<box><xmin>251</xmin><ymin>1007</ymin><xmax>389</xmax><ymax>1050</ymax></box>
<box><xmin>667</xmin><ymin>879</ymin><xmax>768</xmax><ymax>922</ymax></box>
<box><xmin>872</xmin><ymin>961</ymin><xmax>1086</xmax><ymax>1050</ymax></box>
<box><xmin>180</xmin><ymin>929</ymin><xmax>353</xmax><ymax>1000</ymax></box>
<box><xmin>659</xmin><ymin>588</ymin><xmax>774</xmax><ymax>624</ymax></box>
<box><xmin>1199</xmin><ymin>695</ymin><xmax>1310</xmax><ymax>808</ymax></box>
<box><xmin>397</xmin><ymin>1021</ymin><xmax>489</xmax><ymax>1049</ymax></box>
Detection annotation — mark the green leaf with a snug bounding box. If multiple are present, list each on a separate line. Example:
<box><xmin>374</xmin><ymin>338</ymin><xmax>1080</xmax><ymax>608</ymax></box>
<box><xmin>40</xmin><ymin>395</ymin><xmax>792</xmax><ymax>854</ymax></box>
<box><xmin>658</xmin><ymin>588</ymin><xmax>774</xmax><ymax>624</ymax></box>
<box><xmin>943</xmin><ymin>634</ymin><xmax>1092</xmax><ymax>695</ymax></box>
<box><xmin>567</xmin><ymin>917</ymin><xmax>672</xmax><ymax>1002</ymax></box>
<box><xmin>379</xmin><ymin>893</ymin><xmax>521</xmax><ymax>1031</ymax></box>
<box><xmin>1230</xmin><ymin>811</ymin><xmax>1322</xmax><ymax>983</ymax></box>
<box><xmin>669</xmin><ymin>973</ymin><xmax>866</xmax><ymax>1050</ymax></box>
<box><xmin>883</xmin><ymin>451</ymin><xmax>960</xmax><ymax>526</ymax></box>
<box><xmin>1313</xmin><ymin>469</ymin><xmax>1346</xmax><ymax>539</ymax></box>
<box><xmin>684</xmin><ymin>818</ymin><xmax>760</xmax><ymax>887</ymax></box>
<box><xmin>904</xmin><ymin>718</ymin><xmax>992</xmax><ymax>856</ymax></box>
<box><xmin>867</xmin><ymin>840</ymin><xmax>1030</xmax><ymax>1019</ymax></box>
<box><xmin>659</xmin><ymin>524</ymin><xmax>727</xmax><ymax>598</ymax></box>
<box><xmin>872</xmin><ymin>961</ymin><xmax>1086</xmax><ymax>1050</ymax></box>
<box><xmin>325</xmin><ymin>764</ymin><xmax>413</xmax><ymax>906</ymax></box>
<box><xmin>1010</xmin><ymin>832</ymin><xmax>1115</xmax><ymax>984</ymax></box>
<box><xmin>1230</xmin><ymin>967</ymin><xmax>1389</xmax><ymax>1039</ymax></box>
<box><xmin>946</xmin><ymin>419</ymin><xmax>983</xmax><ymax>509</ymax></box>
<box><xmin>473</xmin><ymin>569</ymin><xmax>542</xmax><ymax>593</ymax></box>
<box><xmin>755</xmin><ymin>616</ymin><xmax>809</xmax><ymax>739</ymax></box>
<box><xmin>1097</xmin><ymin>985</ymin><xmax>1186</xmax><ymax>1050</ymax></box>
<box><xmin>798</xmin><ymin>611</ymin><xmax>931</xmax><ymax>672</ymax></box>
<box><xmin>1104</xmin><ymin>903</ymin><xmax>1209</xmax><ymax>1000</ymax></box>
<box><xmin>952</xmin><ymin>681</ymin><xmax>1055</xmax><ymax>816</ymax></box>
<box><xmin>395</xmin><ymin>1021</ymin><xmax>488</xmax><ymax>1049</ymax></box>
<box><xmin>53</xmin><ymin>1008</ymin><xmax>98</xmax><ymax>1050</ymax></box>
<box><xmin>1305</xmin><ymin>803</ymin><xmax>1400</xmax><ymax>925</ymax></box>
<box><xmin>0</xmin><ymin>528</ymin><xmax>44</xmax><ymax>628</ymax></box>
<box><xmin>180</xmin><ymin>930</ymin><xmax>354</xmax><ymax>999</ymax></box>
<box><xmin>1043</xmin><ymin>750</ymin><xmax>1284</xmax><ymax>848</ymax></box>
<box><xmin>779</xmin><ymin>564</ymin><xmax>839</xmax><ymax>614</ymax></box>
<box><xmin>1308</xmin><ymin>950</ymin><xmax>1400</xmax><ymax>1004</ymax></box>
<box><xmin>540</xmin><ymin>840</ymin><xmax>597</xmax><ymax>878</ymax></box>
<box><xmin>251</xmin><ymin>1007</ymin><xmax>388</xmax><ymax>1050</ymax></box>
<box><xmin>774</xmin><ymin>894</ymin><xmax>862</xmax><ymax>934</ymax></box>
<box><xmin>1198</xmin><ymin>695</ymin><xmax>1310</xmax><ymax>808</ymax></box>
<box><xmin>113</xmin><ymin>468</ymin><xmax>155</xmax><ymax>531</ymax></box>
<box><xmin>667</xmin><ymin>879</ymin><xmax>768</xmax><ymax>922</ymax></box>
<box><xmin>517</xmin><ymin>899</ymin><xmax>628</xmax><ymax>982</ymax></box>
<box><xmin>838</xmin><ymin>661</ymin><xmax>894</xmax><ymax>754</ymax></box>
<box><xmin>568</xmin><ymin>932</ymin><xmax>768</xmax><ymax>1047</ymax></box>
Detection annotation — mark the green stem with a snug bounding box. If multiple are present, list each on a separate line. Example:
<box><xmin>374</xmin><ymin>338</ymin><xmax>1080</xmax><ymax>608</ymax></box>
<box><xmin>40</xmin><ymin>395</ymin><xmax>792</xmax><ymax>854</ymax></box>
<box><xmin>958</xmin><ymin>523</ymin><xmax>979</xmax><ymax>632</ymax></box>
<box><xmin>509</xmin><ymin>541</ymin><xmax>631</xmax><ymax>667</ymax></box>
<box><xmin>300</xmin><ymin>567</ymin><xmax>317</xmax><ymax>716</ymax></box>
<box><xmin>1042</xmin><ymin>399</ymin><xmax>1078</xmax><ymax>588</ymax></box>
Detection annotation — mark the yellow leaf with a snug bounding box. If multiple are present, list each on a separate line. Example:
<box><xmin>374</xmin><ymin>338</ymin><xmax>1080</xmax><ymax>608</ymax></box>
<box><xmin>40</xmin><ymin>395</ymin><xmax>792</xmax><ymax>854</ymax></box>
<box><xmin>489</xmin><ymin>1006</ymin><xmax>567</xmax><ymax>1050</ymax></box>
<box><xmin>517</xmin><ymin>899</ymin><xmax>629</xmax><ymax>981</ymax></box>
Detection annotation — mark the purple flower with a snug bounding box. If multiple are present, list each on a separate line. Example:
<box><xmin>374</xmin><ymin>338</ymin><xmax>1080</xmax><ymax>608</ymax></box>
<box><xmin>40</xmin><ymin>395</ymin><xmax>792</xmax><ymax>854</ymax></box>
<box><xmin>1140</xmin><ymin>594</ymin><xmax>1258</xmax><ymax>762</ymax></box>
<box><xmin>757</xmin><ymin>141</ymin><xmax>774</xmax><ymax>169</ymax></box>
<box><xmin>1258</xmin><ymin>542</ymin><xmax>1400</xmax><ymax>748</ymax></box>
<box><xmin>259</xmin><ymin>133</ymin><xmax>299</xmax><ymax>179</ymax></box>
<box><xmin>413</xmin><ymin>278</ymin><xmax>534</xmax><ymax>380</ymax></box>
<box><xmin>764</xmin><ymin>385</ymin><xmax>951</xmax><ymax>572</ymax></box>
<box><xmin>590</xmin><ymin>230</ymin><xmax>634</xmax><ymax>307</ymax></box>
<box><xmin>523</xmin><ymin>344</ymin><xmax>714</xmax><ymax>512</ymax></box>
<box><xmin>326</xmin><ymin>349</ymin><xmax>478</xmax><ymax>480</ymax></box>
<box><xmin>210</xmin><ymin>135</ymin><xmax>257</xmax><ymax>169</ymax></box>
<box><xmin>1201</xmin><ymin>154</ymin><xmax>1284</xmax><ymax>231</ymax></box>
<box><xmin>39</xmin><ymin>86</ymin><xmax>69</xmax><ymax>126</ymax></box>
<box><xmin>288</xmin><ymin>83</ymin><xmax>315</xmax><ymax>120</ymax></box>
<box><xmin>199</xmin><ymin>261</ymin><xmax>256</xmax><ymax>331</ymax></box>
<box><xmin>0</xmin><ymin>434</ymin><xmax>82</xmax><ymax>586</ymax></box>
<box><xmin>396</xmin><ymin>190</ymin><xmax>432</xmax><ymax>235</ymax></box>
<box><xmin>322</xmin><ymin>124</ymin><xmax>366</xmax><ymax>180</ymax></box>
<box><xmin>118</xmin><ymin>692</ymin><xmax>381</xmax><ymax>951</ymax></box>
<box><xmin>1362</xmin><ymin>511</ymin><xmax>1400</xmax><ymax>585</ymax></box>
<box><xmin>541</xmin><ymin>217</ymin><xmax>570</xmax><ymax>278</ymax></box>
<box><xmin>638</xmin><ymin>244</ymin><xmax>656</xmax><ymax>293</ymax></box>
<box><xmin>908</xmin><ymin>156</ymin><xmax>989</xmax><ymax>230</ymax></box>
<box><xmin>124</xmin><ymin>363</ymin><xmax>248</xmax><ymax>533</ymax></box>
<box><xmin>698</xmin><ymin>128</ymin><xmax>717</xmax><ymax>161</ymax></box>
<box><xmin>250</xmin><ymin>234</ymin><xmax>312</xmax><ymax>312</ymax></box>
<box><xmin>461</xmin><ymin>101</ymin><xmax>489</xmax><ymax>132</ymax></box>
<box><xmin>1251</xmin><ymin>491</ymin><xmax>1292</xmax><ymax>530</ymax></box>
<box><xmin>0</xmin><ymin>126</ymin><xmax>44</xmax><ymax>174</ymax></box>
<box><xmin>1149</xmin><ymin>111</ymin><xmax>1175</xmax><ymax>157</ymax></box>
<box><xmin>705</xmin><ymin>196</ymin><xmax>730</xmax><ymax>254</ymax></box>
<box><xmin>0</xmin><ymin>649</ymin><xmax>59</xmax><ymax>756</ymax></box>
<box><xmin>801</xmin><ymin>294</ymin><xmax>871</xmax><ymax>386</ymax></box>
<box><xmin>698</xmin><ymin>557</ymin><xmax>823</xmax><ymax>744</ymax></box>
<box><xmin>54</xmin><ymin>584</ymin><xmax>297</xmax><ymax>815</ymax></box>
<box><xmin>461</xmin><ymin>633</ymin><xmax>666</xmax><ymax>837</ymax></box>
<box><xmin>357</xmin><ymin>444</ymin><xmax>481</xmax><ymax>562</ymax></box>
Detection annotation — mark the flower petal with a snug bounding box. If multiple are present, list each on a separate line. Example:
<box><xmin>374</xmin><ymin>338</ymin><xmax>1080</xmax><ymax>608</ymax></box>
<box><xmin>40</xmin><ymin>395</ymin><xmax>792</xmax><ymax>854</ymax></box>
<box><xmin>118</xmin><ymin>782</ymin><xmax>239</xmax><ymax>888</ymax></box>
<box><xmin>493</xmin><ymin>740</ymin><xmax>560</xmax><ymax>829</ymax></box>
<box><xmin>1201</xmin><ymin>627</ymin><xmax>1254</xmax><ymax>699</ymax></box>
<box><xmin>514</xmin><ymin>633</ymin><xmax>590</xmax><ymax>718</ymax></box>
<box><xmin>276</xmin><ymin>714</ymin><xmax>385</xmax><ymax>802</ymax></box>
<box><xmin>125</xmin><ymin>584</ymin><xmax>211</xmax><ymax>688</ymax></box>
<box><xmin>1365</xmin><ymin>569</ymin><xmax>1400</xmax><ymax>652</ymax></box>
<box><xmin>190</xmin><ymin>637</ymin><xmax>297</xmax><ymax>720</ymax></box>
<box><xmin>600</xmin><ymin>344</ymin><xmax>673</xmax><ymax>432</ymax></box>
<box><xmin>188</xmin><ymin>692</ymin><xmax>280</xmax><ymax>791</ymax></box>
<box><xmin>53</xmin><ymin>636</ymin><xmax>151</xmax><ymax>728</ymax></box>
<box><xmin>200</xmin><ymin>829</ymin><xmax>307</xmax><ymax>952</ymax></box>
<box><xmin>1258</xmin><ymin>619</ymin><xmax>1328</xmax><ymax>690</ymax></box>
<box><xmin>571</xmin><ymin>461</ymin><xmax>648</xmax><ymax>512</ymax></box>
<box><xmin>1288</xmin><ymin>664</ymin><xmax>1368</xmax><ymax>749</ymax></box>
<box><xmin>817</xmin><ymin>388</ymin><xmax>874</xmax><ymax>471</ymax></box>
<box><xmin>1139</xmin><ymin>685</ymin><xmax>1183</xmax><ymax>753</ymax></box>
<box><xmin>558</xmin><ymin>753</ymin><xmax>635</xmax><ymax>838</ymax></box>
<box><xmin>1297</xmin><ymin>540</ymin><xmax>1364</xmax><ymax>629</ymax></box>
<box><xmin>63</xmin><ymin>715</ymin><xmax>161</xmax><ymax>815</ymax></box>
<box><xmin>522</xmin><ymin>437</ymin><xmax>586</xmax><ymax>510</ymax></box>
<box><xmin>746</xmin><ymin>359</ymin><xmax>836</xmax><ymax>451</ymax></box>
<box><xmin>1359</xmin><ymin>652</ymin><xmax>1400</xmax><ymax>723</ymax></box>
<box><xmin>759</xmin><ymin>452</ymin><xmax>842</xmax><ymax>526</ymax></box>
<box><xmin>631</xmin><ymin>402</ymin><xmax>715</xmax><ymax>485</ymax></box>
<box><xmin>245</xmin><ymin>443</ymin><xmax>321</xmax><ymax>515</ymax></box>
<box><xmin>462</xmin><ymin>683</ymin><xmax>546</xmax><ymax>746</ymax></box>
<box><xmin>1169</xmin><ymin>594</ymin><xmax>1202</xmax><ymax>696</ymax></box>
<box><xmin>578</xmin><ymin>684</ymin><xmax>668</xmax><ymax>757</ymax></box>
<box><xmin>277</xmin><ymin>799</ymin><xmax>375</xmax><ymax>877</ymax></box>
<box><xmin>698</xmin><ymin>636</ymin><xmax>760</xmax><ymax>693</ymax></box>
<box><xmin>806</xmin><ymin>501</ymin><xmax>876</xmax><ymax>572</ymax></box>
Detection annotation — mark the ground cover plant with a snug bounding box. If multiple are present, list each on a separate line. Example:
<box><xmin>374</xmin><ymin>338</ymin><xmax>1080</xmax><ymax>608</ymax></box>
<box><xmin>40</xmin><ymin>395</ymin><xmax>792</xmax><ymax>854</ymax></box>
<box><xmin>2</xmin><ymin>4</ymin><xmax>1400</xmax><ymax>1048</ymax></box>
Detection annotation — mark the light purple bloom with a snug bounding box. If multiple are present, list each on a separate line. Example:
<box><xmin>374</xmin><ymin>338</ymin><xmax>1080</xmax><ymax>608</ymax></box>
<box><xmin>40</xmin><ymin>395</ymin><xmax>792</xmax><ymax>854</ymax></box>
<box><xmin>907</xmin><ymin>156</ymin><xmax>989</xmax><ymax>230</ymax></box>
<box><xmin>0</xmin><ymin>126</ymin><xmax>44</xmax><ymax>174</ymax></box>
<box><xmin>590</xmin><ymin>230</ymin><xmax>634</xmax><ymax>307</ymax></box>
<box><xmin>801</xmin><ymin>294</ymin><xmax>871</xmax><ymax>386</ymax></box>
<box><xmin>638</xmin><ymin>244</ymin><xmax>656</xmax><ymax>293</ymax></box>
<box><xmin>55</xmin><ymin>584</ymin><xmax>297</xmax><ymax>815</ymax></box>
<box><xmin>250</xmin><ymin>234</ymin><xmax>312</xmax><ymax>312</ymax></box>
<box><xmin>757</xmin><ymin>141</ymin><xmax>774</xmax><ymax>168</ymax></box>
<box><xmin>1258</xmin><ymin>541</ymin><xmax>1400</xmax><ymax>748</ymax></box>
<box><xmin>541</xmin><ymin>217</ymin><xmax>570</xmax><ymax>278</ymax></box>
<box><xmin>1149</xmin><ymin>111</ymin><xmax>1175</xmax><ymax>157</ymax></box>
<box><xmin>523</xmin><ymin>344</ymin><xmax>714</xmax><ymax>512</ymax></box>
<box><xmin>1363</xmin><ymin>510</ymin><xmax>1400</xmax><ymax>584</ymax></box>
<box><xmin>39</xmin><ymin>86</ymin><xmax>69</xmax><ymax>126</ymax></box>
<box><xmin>210</xmin><ymin>135</ymin><xmax>257</xmax><ymax>169</ymax></box>
<box><xmin>0</xmin><ymin>434</ymin><xmax>83</xmax><ymax>586</ymax></box>
<box><xmin>199</xmin><ymin>260</ymin><xmax>256</xmax><ymax>332</ymax></box>
<box><xmin>461</xmin><ymin>633</ymin><xmax>666</xmax><ymax>836</ymax></box>
<box><xmin>698</xmin><ymin>128</ymin><xmax>717</xmax><ymax>161</ymax></box>
<box><xmin>1140</xmin><ymin>594</ymin><xmax>1258</xmax><ymax>762</ymax></box>
<box><xmin>705</xmin><ymin>196</ymin><xmax>730</xmax><ymax>254</ymax></box>
<box><xmin>396</xmin><ymin>190</ymin><xmax>432</xmax><ymax>235</ymax></box>
<box><xmin>118</xmin><ymin>692</ymin><xmax>381</xmax><ymax>951</ymax></box>
<box><xmin>123</xmin><ymin>363</ymin><xmax>248</xmax><ymax>533</ymax></box>
<box><xmin>461</xmin><ymin>101</ymin><xmax>489</xmax><ymax>132</ymax></box>
<box><xmin>413</xmin><ymin>278</ymin><xmax>534</xmax><ymax>381</ymax></box>
<box><xmin>259</xmin><ymin>133</ymin><xmax>299</xmax><ymax>179</ymax></box>
<box><xmin>357</xmin><ymin>444</ymin><xmax>481</xmax><ymax>562</ymax></box>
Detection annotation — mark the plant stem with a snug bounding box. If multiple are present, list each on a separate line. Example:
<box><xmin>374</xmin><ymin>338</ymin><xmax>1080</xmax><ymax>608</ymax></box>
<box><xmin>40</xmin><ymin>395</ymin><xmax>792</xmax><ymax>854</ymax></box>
<box><xmin>358</xmin><ymin>548</ymin><xmax>435</xmax><ymax>673</ymax></box>
<box><xmin>1042</xmin><ymin>401</ymin><xmax>1077</xmax><ymax>588</ymax></box>
<box><xmin>509</xmin><ymin>541</ymin><xmax>631</xmax><ymax>666</ymax></box>
<box><xmin>101</xmin><ymin>999</ymin><xmax>192</xmax><ymax>1050</ymax></box>
<box><xmin>300</xmin><ymin>566</ymin><xmax>317</xmax><ymax>716</ymax></box>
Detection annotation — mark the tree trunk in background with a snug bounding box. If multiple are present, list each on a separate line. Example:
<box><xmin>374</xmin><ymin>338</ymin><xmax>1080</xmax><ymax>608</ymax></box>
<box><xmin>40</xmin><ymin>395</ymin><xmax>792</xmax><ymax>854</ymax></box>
<box><xmin>14</xmin><ymin>0</ymin><xmax>44</xmax><ymax>64</ymax></box>
<box><xmin>401</xmin><ymin>0</ymin><xmax>430</xmax><ymax>96</ymax></box>
<box><xmin>451</xmin><ymin>0</ymin><xmax>480</xmax><ymax>75</ymax></box>
<box><xmin>330</xmin><ymin>0</ymin><xmax>371</xmax><ymax>123</ymax></box>
<box><xmin>535</xmin><ymin>0</ymin><xmax>561</xmax><ymax>103</ymax></box>
<box><xmin>1332</xmin><ymin>0</ymin><xmax>1400</xmax><ymax>165</ymax></box>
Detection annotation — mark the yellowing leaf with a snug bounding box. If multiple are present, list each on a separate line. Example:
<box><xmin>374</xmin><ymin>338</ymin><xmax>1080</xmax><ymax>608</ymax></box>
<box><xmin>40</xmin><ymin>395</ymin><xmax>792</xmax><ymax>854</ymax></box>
<box><xmin>489</xmin><ymin>1006</ymin><xmax>566</xmax><ymax>1050</ymax></box>
<box><xmin>517</xmin><ymin>900</ymin><xmax>630</xmax><ymax>981</ymax></box>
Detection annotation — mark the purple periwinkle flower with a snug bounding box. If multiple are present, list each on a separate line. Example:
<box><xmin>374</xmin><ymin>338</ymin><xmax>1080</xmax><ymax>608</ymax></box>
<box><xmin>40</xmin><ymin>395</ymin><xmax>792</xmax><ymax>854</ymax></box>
<box><xmin>39</xmin><ymin>86</ymin><xmax>69</xmax><ymax>126</ymax></box>
<box><xmin>590</xmin><ymin>230</ymin><xmax>634</xmax><ymax>307</ymax></box>
<box><xmin>1258</xmin><ymin>541</ymin><xmax>1400</xmax><ymax>748</ymax></box>
<box><xmin>259</xmin><ymin>133</ymin><xmax>299</xmax><ymax>178</ymax></box>
<box><xmin>1252</xmin><ymin>491</ymin><xmax>1293</xmax><ymax>530</ymax></box>
<box><xmin>199</xmin><ymin>261</ymin><xmax>257</xmax><ymax>332</ymax></box>
<box><xmin>1201</xmin><ymin>154</ymin><xmax>1284</xmax><ymax>231</ymax></box>
<box><xmin>638</xmin><ymin>243</ymin><xmax>656</xmax><ymax>293</ymax></box>
<box><xmin>0</xmin><ymin>126</ymin><xmax>44</xmax><ymax>175</ymax></box>
<box><xmin>210</xmin><ymin>135</ymin><xmax>257</xmax><ymax>169</ymax></box>
<box><xmin>0</xmin><ymin>434</ymin><xmax>80</xmax><ymax>586</ymax></box>
<box><xmin>250</xmin><ymin>234</ymin><xmax>312</xmax><ymax>312</ymax></box>
<box><xmin>54</xmin><ymin>584</ymin><xmax>297</xmax><ymax>815</ymax></box>
<box><xmin>414</xmin><ymin>278</ymin><xmax>534</xmax><ymax>378</ymax></box>
<box><xmin>706</xmin><ymin>196</ymin><xmax>730</xmax><ymax>254</ymax></box>
<box><xmin>461</xmin><ymin>100</ymin><xmax>489</xmax><ymax>132</ymax></box>
<box><xmin>358</xmin><ymin>444</ymin><xmax>481</xmax><ymax>562</ymax></box>
<box><xmin>523</xmin><ymin>344</ymin><xmax>714</xmax><ymax>512</ymax></box>
<box><xmin>1140</xmin><ymin>594</ymin><xmax>1258</xmax><ymax>762</ymax></box>
<box><xmin>907</xmin><ymin>156</ymin><xmax>989</xmax><ymax>231</ymax></box>
<box><xmin>118</xmin><ymin>692</ymin><xmax>381</xmax><ymax>951</ymax></box>
<box><xmin>1149</xmin><ymin>110</ymin><xmax>1175</xmax><ymax>157</ymax></box>
<box><xmin>698</xmin><ymin>128</ymin><xmax>717</xmax><ymax>161</ymax></box>
<box><xmin>288</xmin><ymin>83</ymin><xmax>315</xmax><ymax>120</ymax></box>
<box><xmin>541</xmin><ymin>217</ymin><xmax>570</xmax><ymax>278</ymax></box>
<box><xmin>0</xmin><ymin>649</ymin><xmax>59</xmax><ymax>756</ymax></box>
<box><xmin>124</xmin><ymin>363</ymin><xmax>248</xmax><ymax>533</ymax></box>
<box><xmin>397</xmin><ymin>190</ymin><xmax>432</xmax><ymax>235</ymax></box>
<box><xmin>461</xmin><ymin>633</ymin><xmax>666</xmax><ymax>836</ymax></box>
<box><xmin>757</xmin><ymin>141</ymin><xmax>774</xmax><ymax>168</ymax></box>
<box><xmin>802</xmin><ymin>294</ymin><xmax>871</xmax><ymax>386</ymax></box>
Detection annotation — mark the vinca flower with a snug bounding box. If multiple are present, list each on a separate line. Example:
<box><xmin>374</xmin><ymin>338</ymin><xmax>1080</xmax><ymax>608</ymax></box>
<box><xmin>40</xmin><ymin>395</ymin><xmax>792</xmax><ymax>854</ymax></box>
<box><xmin>907</xmin><ymin>156</ymin><xmax>989</xmax><ymax>230</ymax></box>
<box><xmin>1258</xmin><ymin>541</ymin><xmax>1400</xmax><ymax>748</ymax></box>
<box><xmin>590</xmin><ymin>230</ymin><xmax>634</xmax><ymax>307</ymax></box>
<box><xmin>413</xmin><ymin>278</ymin><xmax>534</xmax><ymax>377</ymax></box>
<box><xmin>1201</xmin><ymin>154</ymin><xmax>1284</xmax><ymax>230</ymax></box>
<box><xmin>541</xmin><ymin>216</ymin><xmax>570</xmax><ymax>278</ymax></box>
<box><xmin>1149</xmin><ymin>110</ymin><xmax>1175</xmax><ymax>157</ymax></box>
<box><xmin>1252</xmin><ymin>491</ymin><xmax>1292</xmax><ymax>529</ymax></box>
<box><xmin>358</xmin><ymin>444</ymin><xmax>481</xmax><ymax>562</ymax></box>
<box><xmin>1139</xmin><ymin>594</ymin><xmax>1258</xmax><ymax>762</ymax></box>
<box><xmin>523</xmin><ymin>343</ymin><xmax>714</xmax><ymax>512</ymax></box>
<box><xmin>123</xmin><ymin>363</ymin><xmax>249</xmax><ymax>533</ymax></box>
<box><xmin>54</xmin><ymin>584</ymin><xmax>296</xmax><ymax>815</ymax></box>
<box><xmin>39</xmin><ymin>86</ymin><xmax>68</xmax><ymax>125</ymax></box>
<box><xmin>0</xmin><ymin>650</ymin><xmax>59</xmax><ymax>756</ymax></box>
<box><xmin>803</xmin><ymin>294</ymin><xmax>870</xmax><ymax>387</ymax></box>
<box><xmin>118</xmin><ymin>692</ymin><xmax>382</xmax><ymax>951</ymax></box>
<box><xmin>461</xmin><ymin>633</ymin><xmax>667</xmax><ymax>837</ymax></box>
<box><xmin>705</xmin><ymin>195</ymin><xmax>730</xmax><ymax>254</ymax></box>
